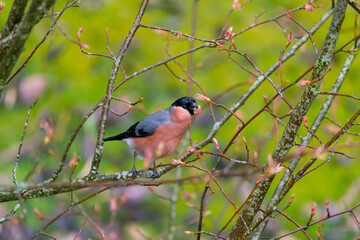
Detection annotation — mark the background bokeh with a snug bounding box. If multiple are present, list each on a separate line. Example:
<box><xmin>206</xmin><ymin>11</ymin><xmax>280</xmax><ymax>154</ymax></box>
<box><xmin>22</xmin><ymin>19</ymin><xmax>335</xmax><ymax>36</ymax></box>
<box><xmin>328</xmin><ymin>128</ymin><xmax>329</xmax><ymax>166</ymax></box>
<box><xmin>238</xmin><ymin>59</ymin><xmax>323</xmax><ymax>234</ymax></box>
<box><xmin>0</xmin><ymin>0</ymin><xmax>359</xmax><ymax>239</ymax></box>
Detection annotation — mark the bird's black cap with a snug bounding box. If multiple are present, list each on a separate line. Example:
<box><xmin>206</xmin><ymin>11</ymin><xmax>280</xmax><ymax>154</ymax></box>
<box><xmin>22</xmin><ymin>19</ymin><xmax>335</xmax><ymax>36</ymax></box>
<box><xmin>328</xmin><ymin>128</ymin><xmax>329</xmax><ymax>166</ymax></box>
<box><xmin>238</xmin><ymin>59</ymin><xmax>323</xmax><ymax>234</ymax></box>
<box><xmin>171</xmin><ymin>97</ymin><xmax>198</xmax><ymax>116</ymax></box>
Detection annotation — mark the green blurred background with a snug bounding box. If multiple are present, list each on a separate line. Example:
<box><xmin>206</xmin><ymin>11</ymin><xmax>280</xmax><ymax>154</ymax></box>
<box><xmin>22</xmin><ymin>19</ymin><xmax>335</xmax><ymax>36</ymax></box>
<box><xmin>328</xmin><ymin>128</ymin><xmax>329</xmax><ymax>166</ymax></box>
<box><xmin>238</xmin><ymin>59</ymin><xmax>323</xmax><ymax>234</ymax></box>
<box><xmin>0</xmin><ymin>0</ymin><xmax>359</xmax><ymax>239</ymax></box>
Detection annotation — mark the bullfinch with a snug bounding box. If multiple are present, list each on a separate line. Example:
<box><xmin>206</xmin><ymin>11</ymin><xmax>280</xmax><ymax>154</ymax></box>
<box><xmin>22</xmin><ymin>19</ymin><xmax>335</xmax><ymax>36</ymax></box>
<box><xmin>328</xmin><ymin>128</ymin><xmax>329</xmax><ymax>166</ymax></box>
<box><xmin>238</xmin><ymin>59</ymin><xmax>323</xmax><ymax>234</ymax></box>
<box><xmin>104</xmin><ymin>97</ymin><xmax>199</xmax><ymax>179</ymax></box>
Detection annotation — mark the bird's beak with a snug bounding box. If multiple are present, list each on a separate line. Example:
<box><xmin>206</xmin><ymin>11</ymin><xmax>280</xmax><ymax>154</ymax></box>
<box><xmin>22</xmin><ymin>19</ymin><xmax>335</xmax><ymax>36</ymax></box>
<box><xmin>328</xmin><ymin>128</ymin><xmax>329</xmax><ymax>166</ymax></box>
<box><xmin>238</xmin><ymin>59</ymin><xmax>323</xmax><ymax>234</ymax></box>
<box><xmin>193</xmin><ymin>104</ymin><xmax>201</xmax><ymax>117</ymax></box>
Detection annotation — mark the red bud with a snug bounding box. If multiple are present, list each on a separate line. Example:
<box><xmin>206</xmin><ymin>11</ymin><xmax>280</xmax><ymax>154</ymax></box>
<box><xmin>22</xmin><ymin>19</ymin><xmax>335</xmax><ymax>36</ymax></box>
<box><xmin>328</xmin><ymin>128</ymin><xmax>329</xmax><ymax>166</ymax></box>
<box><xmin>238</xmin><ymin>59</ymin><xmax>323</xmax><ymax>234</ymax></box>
<box><xmin>253</xmin><ymin>151</ymin><xmax>258</xmax><ymax>161</ymax></box>
<box><xmin>170</xmin><ymin>159</ymin><xmax>185</xmax><ymax>165</ymax></box>
<box><xmin>311</xmin><ymin>202</ymin><xmax>317</xmax><ymax>215</ymax></box>
<box><xmin>303</xmin><ymin>116</ymin><xmax>308</xmax><ymax>128</ymax></box>
<box><xmin>76</xmin><ymin>27</ymin><xmax>83</xmax><ymax>40</ymax></box>
<box><xmin>213</xmin><ymin>138</ymin><xmax>220</xmax><ymax>151</ymax></box>
<box><xmin>287</xmin><ymin>30</ymin><xmax>294</xmax><ymax>45</ymax></box>
<box><xmin>286</xmin><ymin>10</ymin><xmax>292</xmax><ymax>19</ymax></box>
<box><xmin>0</xmin><ymin>1</ymin><xmax>5</xmax><ymax>14</ymax></box>
<box><xmin>109</xmin><ymin>198</ymin><xmax>117</xmax><ymax>212</ymax></box>
<box><xmin>224</xmin><ymin>26</ymin><xmax>233</xmax><ymax>38</ymax></box>
<box><xmin>324</xmin><ymin>200</ymin><xmax>329</xmax><ymax>209</ymax></box>
<box><xmin>290</xmin><ymin>194</ymin><xmax>295</xmax><ymax>203</ymax></box>
<box><xmin>185</xmin><ymin>231</ymin><xmax>196</xmax><ymax>235</ymax></box>
<box><xmin>232</xmin><ymin>0</ymin><xmax>242</xmax><ymax>9</ymax></box>
<box><xmin>305</xmin><ymin>2</ymin><xmax>315</xmax><ymax>12</ymax></box>
<box><xmin>297</xmin><ymin>80</ymin><xmax>311</xmax><ymax>86</ymax></box>
<box><xmin>33</xmin><ymin>208</ymin><xmax>45</xmax><ymax>220</ymax></box>
<box><xmin>194</xmin><ymin>93</ymin><xmax>211</xmax><ymax>102</ymax></box>
<box><xmin>186</xmin><ymin>146</ymin><xmax>197</xmax><ymax>153</ymax></box>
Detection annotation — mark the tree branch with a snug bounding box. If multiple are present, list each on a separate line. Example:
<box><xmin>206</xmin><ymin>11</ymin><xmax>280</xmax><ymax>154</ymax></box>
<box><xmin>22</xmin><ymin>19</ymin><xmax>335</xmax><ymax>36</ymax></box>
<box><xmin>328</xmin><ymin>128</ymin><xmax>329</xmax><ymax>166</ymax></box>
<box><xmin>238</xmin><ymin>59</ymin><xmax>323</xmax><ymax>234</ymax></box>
<box><xmin>253</xmin><ymin>37</ymin><xmax>360</xmax><ymax>239</ymax></box>
<box><xmin>88</xmin><ymin>0</ymin><xmax>149</xmax><ymax>177</ymax></box>
<box><xmin>0</xmin><ymin>0</ymin><xmax>53</xmax><ymax>95</ymax></box>
<box><xmin>227</xmin><ymin>1</ymin><xmax>348</xmax><ymax>239</ymax></box>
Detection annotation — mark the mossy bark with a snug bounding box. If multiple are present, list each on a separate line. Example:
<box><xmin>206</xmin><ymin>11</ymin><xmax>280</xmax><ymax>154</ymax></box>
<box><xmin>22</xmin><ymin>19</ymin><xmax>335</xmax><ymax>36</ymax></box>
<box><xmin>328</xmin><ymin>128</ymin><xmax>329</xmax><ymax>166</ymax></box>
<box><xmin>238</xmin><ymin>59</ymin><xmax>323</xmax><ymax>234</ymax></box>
<box><xmin>227</xmin><ymin>0</ymin><xmax>348</xmax><ymax>239</ymax></box>
<box><xmin>0</xmin><ymin>0</ymin><xmax>53</xmax><ymax>95</ymax></box>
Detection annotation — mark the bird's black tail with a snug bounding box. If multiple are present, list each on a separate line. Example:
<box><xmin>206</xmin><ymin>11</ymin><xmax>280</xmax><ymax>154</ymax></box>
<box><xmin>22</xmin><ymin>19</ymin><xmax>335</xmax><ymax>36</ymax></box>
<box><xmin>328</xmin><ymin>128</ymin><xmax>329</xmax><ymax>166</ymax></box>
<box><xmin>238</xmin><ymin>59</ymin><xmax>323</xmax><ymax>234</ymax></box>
<box><xmin>104</xmin><ymin>133</ymin><xmax>127</xmax><ymax>142</ymax></box>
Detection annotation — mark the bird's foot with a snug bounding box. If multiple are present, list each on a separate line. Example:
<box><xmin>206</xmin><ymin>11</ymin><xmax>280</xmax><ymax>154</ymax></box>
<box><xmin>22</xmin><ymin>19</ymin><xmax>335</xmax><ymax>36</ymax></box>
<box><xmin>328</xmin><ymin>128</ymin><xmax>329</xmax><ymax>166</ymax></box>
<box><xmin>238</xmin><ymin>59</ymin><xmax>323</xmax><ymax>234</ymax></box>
<box><xmin>131</xmin><ymin>167</ymin><xmax>138</xmax><ymax>179</ymax></box>
<box><xmin>149</xmin><ymin>167</ymin><xmax>160</xmax><ymax>179</ymax></box>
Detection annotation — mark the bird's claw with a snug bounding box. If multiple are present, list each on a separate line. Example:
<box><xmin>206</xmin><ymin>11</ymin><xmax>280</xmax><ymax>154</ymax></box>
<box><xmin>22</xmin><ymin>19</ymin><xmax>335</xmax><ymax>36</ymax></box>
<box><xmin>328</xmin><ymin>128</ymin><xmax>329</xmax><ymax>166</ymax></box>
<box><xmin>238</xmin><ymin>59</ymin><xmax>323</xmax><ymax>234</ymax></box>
<box><xmin>131</xmin><ymin>167</ymin><xmax>137</xmax><ymax>179</ymax></box>
<box><xmin>149</xmin><ymin>167</ymin><xmax>160</xmax><ymax>179</ymax></box>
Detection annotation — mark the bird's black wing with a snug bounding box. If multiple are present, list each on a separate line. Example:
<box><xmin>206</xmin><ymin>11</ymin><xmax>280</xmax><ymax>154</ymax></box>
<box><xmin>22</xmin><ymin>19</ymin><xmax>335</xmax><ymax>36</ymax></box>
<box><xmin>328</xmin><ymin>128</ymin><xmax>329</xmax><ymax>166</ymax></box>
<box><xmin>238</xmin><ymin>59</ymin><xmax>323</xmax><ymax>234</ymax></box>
<box><xmin>104</xmin><ymin>108</ymin><xmax>171</xmax><ymax>141</ymax></box>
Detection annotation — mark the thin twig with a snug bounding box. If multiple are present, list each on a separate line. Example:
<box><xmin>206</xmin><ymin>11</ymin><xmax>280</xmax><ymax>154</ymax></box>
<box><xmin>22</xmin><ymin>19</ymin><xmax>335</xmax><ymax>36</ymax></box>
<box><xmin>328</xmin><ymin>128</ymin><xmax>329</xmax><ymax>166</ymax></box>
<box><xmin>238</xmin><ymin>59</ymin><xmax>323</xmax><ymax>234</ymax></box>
<box><xmin>287</xmin><ymin>10</ymin><xmax>319</xmax><ymax>57</ymax></box>
<box><xmin>275</xmin><ymin>202</ymin><xmax>360</xmax><ymax>239</ymax></box>
<box><xmin>73</xmin><ymin>206</ymin><xmax>95</xmax><ymax>240</ymax></box>
<box><xmin>13</xmin><ymin>99</ymin><xmax>39</xmax><ymax>186</ymax></box>
<box><xmin>197</xmin><ymin>185</ymin><xmax>209</xmax><ymax>240</ymax></box>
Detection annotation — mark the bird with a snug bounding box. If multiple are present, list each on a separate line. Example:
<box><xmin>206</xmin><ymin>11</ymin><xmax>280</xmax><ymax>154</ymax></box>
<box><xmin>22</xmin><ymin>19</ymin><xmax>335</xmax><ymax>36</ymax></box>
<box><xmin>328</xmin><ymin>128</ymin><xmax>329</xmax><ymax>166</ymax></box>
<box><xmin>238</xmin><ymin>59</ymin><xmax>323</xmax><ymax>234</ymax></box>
<box><xmin>104</xmin><ymin>97</ymin><xmax>199</xmax><ymax>179</ymax></box>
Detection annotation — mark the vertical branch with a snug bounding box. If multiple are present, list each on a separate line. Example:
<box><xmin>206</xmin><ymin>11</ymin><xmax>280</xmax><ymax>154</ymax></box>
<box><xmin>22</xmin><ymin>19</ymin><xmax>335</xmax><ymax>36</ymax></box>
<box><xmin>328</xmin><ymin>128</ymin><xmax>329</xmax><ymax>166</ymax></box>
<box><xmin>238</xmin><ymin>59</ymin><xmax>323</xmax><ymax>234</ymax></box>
<box><xmin>13</xmin><ymin>99</ymin><xmax>38</xmax><ymax>186</ymax></box>
<box><xmin>0</xmin><ymin>0</ymin><xmax>53</xmax><ymax>95</ymax></box>
<box><xmin>168</xmin><ymin>133</ymin><xmax>191</xmax><ymax>240</ymax></box>
<box><xmin>187</xmin><ymin>0</ymin><xmax>199</xmax><ymax>96</ymax></box>
<box><xmin>253</xmin><ymin>38</ymin><xmax>360</xmax><ymax>238</ymax></box>
<box><xmin>168</xmin><ymin>166</ymin><xmax>181</xmax><ymax>240</ymax></box>
<box><xmin>227</xmin><ymin>1</ymin><xmax>348</xmax><ymax>239</ymax></box>
<box><xmin>0</xmin><ymin>0</ymin><xmax>29</xmax><ymax>59</ymax></box>
<box><xmin>0</xmin><ymin>203</ymin><xmax>21</xmax><ymax>223</ymax></box>
<box><xmin>4</xmin><ymin>99</ymin><xmax>38</xmax><ymax>223</ymax></box>
<box><xmin>6</xmin><ymin>1</ymin><xmax>78</xmax><ymax>85</ymax></box>
<box><xmin>197</xmin><ymin>185</ymin><xmax>209</xmax><ymax>240</ymax></box>
<box><xmin>88</xmin><ymin>0</ymin><xmax>149</xmax><ymax>177</ymax></box>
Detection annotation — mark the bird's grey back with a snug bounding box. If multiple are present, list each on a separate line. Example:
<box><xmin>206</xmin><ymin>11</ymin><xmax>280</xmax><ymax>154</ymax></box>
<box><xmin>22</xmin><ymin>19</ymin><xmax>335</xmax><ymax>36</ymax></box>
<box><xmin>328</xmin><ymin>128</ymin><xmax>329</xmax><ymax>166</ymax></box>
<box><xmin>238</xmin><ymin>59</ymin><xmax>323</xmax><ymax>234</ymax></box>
<box><xmin>133</xmin><ymin>107</ymin><xmax>172</xmax><ymax>136</ymax></box>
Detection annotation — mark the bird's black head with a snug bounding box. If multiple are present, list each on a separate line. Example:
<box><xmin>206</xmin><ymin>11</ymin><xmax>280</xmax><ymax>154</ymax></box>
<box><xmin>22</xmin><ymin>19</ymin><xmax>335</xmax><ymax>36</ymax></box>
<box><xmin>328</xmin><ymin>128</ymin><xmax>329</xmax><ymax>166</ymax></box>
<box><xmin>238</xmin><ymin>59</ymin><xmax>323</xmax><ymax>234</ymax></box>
<box><xmin>171</xmin><ymin>97</ymin><xmax>199</xmax><ymax>116</ymax></box>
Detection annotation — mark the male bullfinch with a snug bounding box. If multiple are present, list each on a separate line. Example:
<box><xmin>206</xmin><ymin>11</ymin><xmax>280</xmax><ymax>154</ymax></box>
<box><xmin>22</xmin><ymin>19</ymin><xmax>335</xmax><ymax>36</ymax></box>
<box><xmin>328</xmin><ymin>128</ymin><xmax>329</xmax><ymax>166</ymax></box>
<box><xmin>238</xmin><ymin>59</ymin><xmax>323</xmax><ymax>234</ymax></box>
<box><xmin>104</xmin><ymin>97</ymin><xmax>199</xmax><ymax>179</ymax></box>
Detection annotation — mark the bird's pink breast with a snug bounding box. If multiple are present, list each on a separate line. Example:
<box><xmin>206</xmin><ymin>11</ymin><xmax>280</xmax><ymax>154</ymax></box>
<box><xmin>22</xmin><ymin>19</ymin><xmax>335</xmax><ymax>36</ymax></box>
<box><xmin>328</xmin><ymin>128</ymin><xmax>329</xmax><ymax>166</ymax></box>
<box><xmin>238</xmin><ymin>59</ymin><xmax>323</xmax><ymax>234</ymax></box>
<box><xmin>131</xmin><ymin>106</ymin><xmax>191</xmax><ymax>160</ymax></box>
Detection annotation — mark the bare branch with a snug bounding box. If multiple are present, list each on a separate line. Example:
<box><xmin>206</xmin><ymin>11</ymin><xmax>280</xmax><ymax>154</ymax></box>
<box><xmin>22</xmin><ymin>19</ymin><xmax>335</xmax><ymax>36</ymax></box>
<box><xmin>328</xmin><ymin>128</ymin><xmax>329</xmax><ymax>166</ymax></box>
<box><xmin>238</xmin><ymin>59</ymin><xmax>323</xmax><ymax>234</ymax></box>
<box><xmin>89</xmin><ymin>0</ymin><xmax>149</xmax><ymax>177</ymax></box>
<box><xmin>228</xmin><ymin>1</ymin><xmax>348</xmax><ymax>238</ymax></box>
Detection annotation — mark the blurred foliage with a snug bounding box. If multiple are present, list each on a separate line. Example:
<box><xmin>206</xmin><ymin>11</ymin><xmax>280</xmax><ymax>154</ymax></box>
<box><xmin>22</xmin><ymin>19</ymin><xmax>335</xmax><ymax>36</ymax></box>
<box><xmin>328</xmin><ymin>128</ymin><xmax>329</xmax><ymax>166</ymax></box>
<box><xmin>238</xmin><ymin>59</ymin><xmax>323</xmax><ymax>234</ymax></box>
<box><xmin>0</xmin><ymin>0</ymin><xmax>359</xmax><ymax>239</ymax></box>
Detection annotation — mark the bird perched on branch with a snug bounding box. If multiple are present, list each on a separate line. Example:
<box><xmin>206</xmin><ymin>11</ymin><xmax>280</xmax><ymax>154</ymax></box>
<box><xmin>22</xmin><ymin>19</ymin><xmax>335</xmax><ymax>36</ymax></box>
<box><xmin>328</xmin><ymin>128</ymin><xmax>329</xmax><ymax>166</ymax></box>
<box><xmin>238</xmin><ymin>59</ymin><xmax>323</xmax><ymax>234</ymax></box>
<box><xmin>104</xmin><ymin>97</ymin><xmax>199</xmax><ymax>179</ymax></box>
